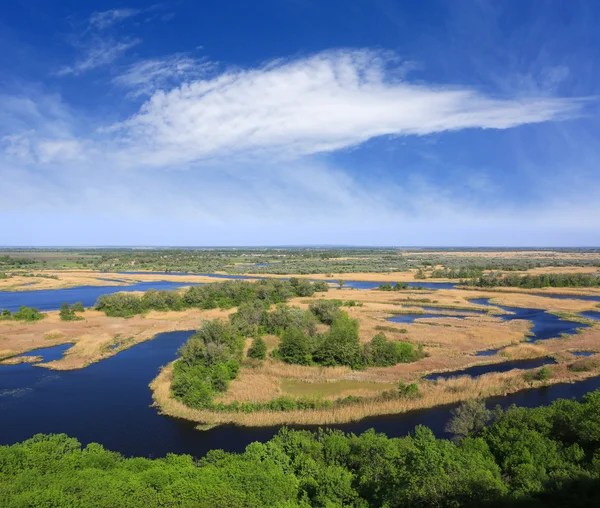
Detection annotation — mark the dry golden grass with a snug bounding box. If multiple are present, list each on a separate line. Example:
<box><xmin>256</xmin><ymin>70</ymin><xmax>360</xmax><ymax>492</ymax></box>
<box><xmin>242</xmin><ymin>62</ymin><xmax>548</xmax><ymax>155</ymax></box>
<box><xmin>0</xmin><ymin>269</ymin><xmax>244</xmax><ymax>292</ymax></box>
<box><xmin>151</xmin><ymin>359</ymin><xmax>600</xmax><ymax>428</ymax></box>
<box><xmin>500</xmin><ymin>344</ymin><xmax>548</xmax><ymax>360</ymax></box>
<box><xmin>0</xmin><ymin>355</ymin><xmax>43</xmax><ymax>365</ymax></box>
<box><xmin>0</xmin><ymin>307</ymin><xmax>231</xmax><ymax>370</ymax></box>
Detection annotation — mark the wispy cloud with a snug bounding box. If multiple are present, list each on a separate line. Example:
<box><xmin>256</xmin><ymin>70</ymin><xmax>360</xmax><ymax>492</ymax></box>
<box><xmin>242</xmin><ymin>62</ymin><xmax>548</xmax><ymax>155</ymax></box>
<box><xmin>57</xmin><ymin>7</ymin><xmax>144</xmax><ymax>76</ymax></box>
<box><xmin>111</xmin><ymin>49</ymin><xmax>584</xmax><ymax>167</ymax></box>
<box><xmin>89</xmin><ymin>8</ymin><xmax>141</xmax><ymax>30</ymax></box>
<box><xmin>57</xmin><ymin>37</ymin><xmax>141</xmax><ymax>76</ymax></box>
<box><xmin>113</xmin><ymin>54</ymin><xmax>215</xmax><ymax>97</ymax></box>
<box><xmin>2</xmin><ymin>48</ymin><xmax>595</xmax><ymax>244</ymax></box>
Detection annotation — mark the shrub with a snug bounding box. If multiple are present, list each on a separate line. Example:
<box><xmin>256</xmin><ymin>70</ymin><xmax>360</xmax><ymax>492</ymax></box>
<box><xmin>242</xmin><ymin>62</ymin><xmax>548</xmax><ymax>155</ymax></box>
<box><xmin>397</xmin><ymin>381</ymin><xmax>420</xmax><ymax>398</ymax></box>
<box><xmin>247</xmin><ymin>337</ymin><xmax>267</xmax><ymax>360</ymax></box>
<box><xmin>278</xmin><ymin>326</ymin><xmax>313</xmax><ymax>365</ymax></box>
<box><xmin>568</xmin><ymin>357</ymin><xmax>600</xmax><ymax>372</ymax></box>
<box><xmin>59</xmin><ymin>303</ymin><xmax>83</xmax><ymax>322</ymax></box>
<box><xmin>313</xmin><ymin>313</ymin><xmax>361</xmax><ymax>368</ymax></box>
<box><xmin>13</xmin><ymin>306</ymin><xmax>44</xmax><ymax>322</ymax></box>
<box><xmin>71</xmin><ymin>302</ymin><xmax>85</xmax><ymax>312</ymax></box>
<box><xmin>445</xmin><ymin>399</ymin><xmax>492</xmax><ymax>439</ymax></box>
<box><xmin>363</xmin><ymin>333</ymin><xmax>424</xmax><ymax>366</ymax></box>
<box><xmin>309</xmin><ymin>299</ymin><xmax>342</xmax><ymax>325</ymax></box>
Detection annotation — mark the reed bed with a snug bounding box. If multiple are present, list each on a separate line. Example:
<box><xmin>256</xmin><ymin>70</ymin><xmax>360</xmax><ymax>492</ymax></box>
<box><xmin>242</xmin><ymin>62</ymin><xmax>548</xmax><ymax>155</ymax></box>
<box><xmin>150</xmin><ymin>360</ymin><xmax>600</xmax><ymax>428</ymax></box>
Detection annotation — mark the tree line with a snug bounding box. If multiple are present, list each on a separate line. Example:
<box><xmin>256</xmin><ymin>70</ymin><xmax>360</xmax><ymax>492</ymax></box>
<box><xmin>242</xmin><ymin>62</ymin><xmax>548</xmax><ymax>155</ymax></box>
<box><xmin>2</xmin><ymin>390</ymin><xmax>600</xmax><ymax>507</ymax></box>
<box><xmin>462</xmin><ymin>272</ymin><xmax>600</xmax><ymax>288</ymax></box>
<box><xmin>171</xmin><ymin>299</ymin><xmax>424</xmax><ymax>411</ymax></box>
<box><xmin>94</xmin><ymin>278</ymin><xmax>330</xmax><ymax>317</ymax></box>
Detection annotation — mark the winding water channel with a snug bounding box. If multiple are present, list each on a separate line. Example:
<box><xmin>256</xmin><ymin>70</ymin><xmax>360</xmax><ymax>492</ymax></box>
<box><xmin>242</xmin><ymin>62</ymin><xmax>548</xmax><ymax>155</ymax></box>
<box><xmin>1</xmin><ymin>277</ymin><xmax>599</xmax><ymax>457</ymax></box>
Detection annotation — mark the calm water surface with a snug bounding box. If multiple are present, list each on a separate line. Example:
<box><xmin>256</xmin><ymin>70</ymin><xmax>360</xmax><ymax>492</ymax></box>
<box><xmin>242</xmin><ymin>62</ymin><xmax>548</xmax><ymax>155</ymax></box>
<box><xmin>1</xmin><ymin>276</ymin><xmax>599</xmax><ymax>457</ymax></box>
<box><xmin>0</xmin><ymin>280</ymin><xmax>198</xmax><ymax>312</ymax></box>
<box><xmin>2</xmin><ymin>332</ymin><xmax>600</xmax><ymax>458</ymax></box>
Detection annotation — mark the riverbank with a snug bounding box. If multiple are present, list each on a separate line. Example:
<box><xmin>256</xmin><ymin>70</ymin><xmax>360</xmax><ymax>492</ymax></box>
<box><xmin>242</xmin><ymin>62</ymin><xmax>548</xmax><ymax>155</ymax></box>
<box><xmin>0</xmin><ymin>270</ymin><xmax>243</xmax><ymax>292</ymax></box>
<box><xmin>0</xmin><ymin>307</ymin><xmax>232</xmax><ymax>370</ymax></box>
<box><xmin>150</xmin><ymin>358</ymin><xmax>600</xmax><ymax>428</ymax></box>
<box><xmin>148</xmin><ymin>286</ymin><xmax>600</xmax><ymax>428</ymax></box>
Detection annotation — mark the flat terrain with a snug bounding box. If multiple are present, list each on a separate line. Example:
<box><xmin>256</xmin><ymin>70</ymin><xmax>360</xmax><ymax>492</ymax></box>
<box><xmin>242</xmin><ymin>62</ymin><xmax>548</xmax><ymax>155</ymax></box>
<box><xmin>2</xmin><ymin>252</ymin><xmax>599</xmax><ymax>428</ymax></box>
<box><xmin>151</xmin><ymin>285</ymin><xmax>600</xmax><ymax>427</ymax></box>
<box><xmin>0</xmin><ymin>307</ymin><xmax>232</xmax><ymax>370</ymax></box>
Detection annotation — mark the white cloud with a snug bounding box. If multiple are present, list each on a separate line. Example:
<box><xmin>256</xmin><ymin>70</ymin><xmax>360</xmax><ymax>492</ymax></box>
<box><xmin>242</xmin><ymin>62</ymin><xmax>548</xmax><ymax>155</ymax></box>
<box><xmin>2</xmin><ymin>48</ymin><xmax>596</xmax><ymax>244</ymax></box>
<box><xmin>113</xmin><ymin>54</ymin><xmax>215</xmax><ymax>97</ymax></box>
<box><xmin>89</xmin><ymin>8</ymin><xmax>141</xmax><ymax>30</ymax></box>
<box><xmin>57</xmin><ymin>37</ymin><xmax>141</xmax><ymax>76</ymax></box>
<box><xmin>110</xmin><ymin>49</ymin><xmax>584</xmax><ymax>167</ymax></box>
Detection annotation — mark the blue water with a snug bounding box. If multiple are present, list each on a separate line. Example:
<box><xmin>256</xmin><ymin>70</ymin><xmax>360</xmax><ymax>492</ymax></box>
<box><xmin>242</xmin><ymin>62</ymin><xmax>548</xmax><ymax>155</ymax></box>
<box><xmin>476</xmin><ymin>348</ymin><xmax>502</xmax><ymax>357</ymax></box>
<box><xmin>9</xmin><ymin>343</ymin><xmax>74</xmax><ymax>363</ymax></box>
<box><xmin>117</xmin><ymin>272</ymin><xmax>456</xmax><ymax>290</ymax></box>
<box><xmin>2</xmin><ymin>331</ymin><xmax>600</xmax><ymax>458</ymax></box>
<box><xmin>417</xmin><ymin>305</ymin><xmax>488</xmax><ymax>314</ymax></box>
<box><xmin>572</xmin><ymin>351</ymin><xmax>596</xmax><ymax>357</ymax></box>
<box><xmin>469</xmin><ymin>298</ymin><xmax>588</xmax><ymax>341</ymax></box>
<box><xmin>0</xmin><ymin>280</ymin><xmax>198</xmax><ymax>313</ymax></box>
<box><xmin>581</xmin><ymin>311</ymin><xmax>600</xmax><ymax>320</ymax></box>
<box><xmin>388</xmin><ymin>313</ymin><xmax>469</xmax><ymax>324</ymax></box>
<box><xmin>1</xmin><ymin>275</ymin><xmax>599</xmax><ymax>457</ymax></box>
<box><xmin>425</xmin><ymin>357</ymin><xmax>557</xmax><ymax>381</ymax></box>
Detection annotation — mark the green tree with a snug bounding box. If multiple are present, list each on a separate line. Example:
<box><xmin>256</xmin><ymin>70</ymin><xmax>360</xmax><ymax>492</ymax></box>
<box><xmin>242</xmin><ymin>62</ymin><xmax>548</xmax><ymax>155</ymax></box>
<box><xmin>313</xmin><ymin>312</ymin><xmax>361</xmax><ymax>367</ymax></box>
<box><xmin>446</xmin><ymin>399</ymin><xmax>492</xmax><ymax>440</ymax></box>
<box><xmin>247</xmin><ymin>337</ymin><xmax>267</xmax><ymax>360</ymax></box>
<box><xmin>278</xmin><ymin>326</ymin><xmax>312</xmax><ymax>365</ymax></box>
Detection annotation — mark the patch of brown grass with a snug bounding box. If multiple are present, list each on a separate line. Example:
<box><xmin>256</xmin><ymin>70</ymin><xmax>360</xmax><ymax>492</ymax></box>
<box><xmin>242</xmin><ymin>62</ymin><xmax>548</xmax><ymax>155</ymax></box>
<box><xmin>500</xmin><ymin>344</ymin><xmax>548</xmax><ymax>360</ymax></box>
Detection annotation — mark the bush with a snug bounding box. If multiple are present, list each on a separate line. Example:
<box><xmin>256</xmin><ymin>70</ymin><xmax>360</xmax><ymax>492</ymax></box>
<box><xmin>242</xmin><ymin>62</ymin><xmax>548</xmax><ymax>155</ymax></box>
<box><xmin>59</xmin><ymin>303</ymin><xmax>83</xmax><ymax>322</ymax></box>
<box><xmin>278</xmin><ymin>326</ymin><xmax>313</xmax><ymax>365</ymax></box>
<box><xmin>309</xmin><ymin>299</ymin><xmax>343</xmax><ymax>325</ymax></box>
<box><xmin>13</xmin><ymin>306</ymin><xmax>44</xmax><ymax>322</ymax></box>
<box><xmin>445</xmin><ymin>399</ymin><xmax>492</xmax><ymax>439</ymax></box>
<box><xmin>313</xmin><ymin>313</ymin><xmax>361</xmax><ymax>367</ymax></box>
<box><xmin>397</xmin><ymin>381</ymin><xmax>420</xmax><ymax>398</ymax></box>
<box><xmin>524</xmin><ymin>366</ymin><xmax>553</xmax><ymax>382</ymax></box>
<box><xmin>568</xmin><ymin>357</ymin><xmax>600</xmax><ymax>372</ymax></box>
<box><xmin>71</xmin><ymin>302</ymin><xmax>85</xmax><ymax>312</ymax></box>
<box><xmin>247</xmin><ymin>337</ymin><xmax>267</xmax><ymax>360</ymax></box>
<box><xmin>363</xmin><ymin>333</ymin><xmax>424</xmax><ymax>367</ymax></box>
<box><xmin>312</xmin><ymin>280</ymin><xmax>330</xmax><ymax>292</ymax></box>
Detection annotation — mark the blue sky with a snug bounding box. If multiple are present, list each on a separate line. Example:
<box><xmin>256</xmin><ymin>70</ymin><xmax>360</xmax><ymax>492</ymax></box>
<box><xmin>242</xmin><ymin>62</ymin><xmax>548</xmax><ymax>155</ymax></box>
<box><xmin>1</xmin><ymin>0</ymin><xmax>599</xmax><ymax>246</ymax></box>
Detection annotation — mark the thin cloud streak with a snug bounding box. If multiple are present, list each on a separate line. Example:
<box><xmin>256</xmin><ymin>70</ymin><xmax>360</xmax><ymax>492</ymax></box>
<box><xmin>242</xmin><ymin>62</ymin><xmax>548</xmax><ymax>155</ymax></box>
<box><xmin>112</xmin><ymin>49</ymin><xmax>585</xmax><ymax>167</ymax></box>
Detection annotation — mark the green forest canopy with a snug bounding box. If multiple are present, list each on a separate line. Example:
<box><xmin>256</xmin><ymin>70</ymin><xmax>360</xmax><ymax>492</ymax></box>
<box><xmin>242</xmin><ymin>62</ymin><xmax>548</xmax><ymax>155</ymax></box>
<box><xmin>2</xmin><ymin>390</ymin><xmax>600</xmax><ymax>507</ymax></box>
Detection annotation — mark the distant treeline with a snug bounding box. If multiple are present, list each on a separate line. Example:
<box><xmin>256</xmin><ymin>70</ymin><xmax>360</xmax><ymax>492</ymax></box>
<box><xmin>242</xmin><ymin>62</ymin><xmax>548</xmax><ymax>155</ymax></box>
<box><xmin>430</xmin><ymin>267</ymin><xmax>484</xmax><ymax>279</ymax></box>
<box><xmin>3</xmin><ymin>390</ymin><xmax>600</xmax><ymax>507</ymax></box>
<box><xmin>3</xmin><ymin>247</ymin><xmax>600</xmax><ymax>273</ymax></box>
<box><xmin>378</xmin><ymin>282</ymin><xmax>427</xmax><ymax>291</ymax></box>
<box><xmin>94</xmin><ymin>278</ymin><xmax>330</xmax><ymax>317</ymax></box>
<box><xmin>462</xmin><ymin>272</ymin><xmax>600</xmax><ymax>289</ymax></box>
<box><xmin>172</xmin><ymin>299</ymin><xmax>424</xmax><ymax>412</ymax></box>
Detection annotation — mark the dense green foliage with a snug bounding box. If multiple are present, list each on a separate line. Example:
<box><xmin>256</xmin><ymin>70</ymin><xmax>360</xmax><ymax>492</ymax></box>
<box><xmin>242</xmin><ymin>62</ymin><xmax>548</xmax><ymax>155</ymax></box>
<box><xmin>2</xmin><ymin>247</ymin><xmax>599</xmax><ymax>273</ymax></box>
<box><xmin>59</xmin><ymin>302</ymin><xmax>84</xmax><ymax>321</ymax></box>
<box><xmin>463</xmin><ymin>272</ymin><xmax>600</xmax><ymax>288</ymax></box>
<box><xmin>172</xmin><ymin>300</ymin><xmax>424</xmax><ymax>409</ymax></box>
<box><xmin>3</xmin><ymin>390</ymin><xmax>600</xmax><ymax>507</ymax></box>
<box><xmin>363</xmin><ymin>333</ymin><xmax>424</xmax><ymax>367</ymax></box>
<box><xmin>6</xmin><ymin>306</ymin><xmax>45</xmax><ymax>322</ymax></box>
<box><xmin>171</xmin><ymin>320</ymin><xmax>244</xmax><ymax>408</ymax></box>
<box><xmin>431</xmin><ymin>267</ymin><xmax>484</xmax><ymax>279</ymax></box>
<box><xmin>247</xmin><ymin>337</ymin><xmax>267</xmax><ymax>359</ymax></box>
<box><xmin>378</xmin><ymin>282</ymin><xmax>425</xmax><ymax>291</ymax></box>
<box><xmin>95</xmin><ymin>279</ymin><xmax>328</xmax><ymax>317</ymax></box>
